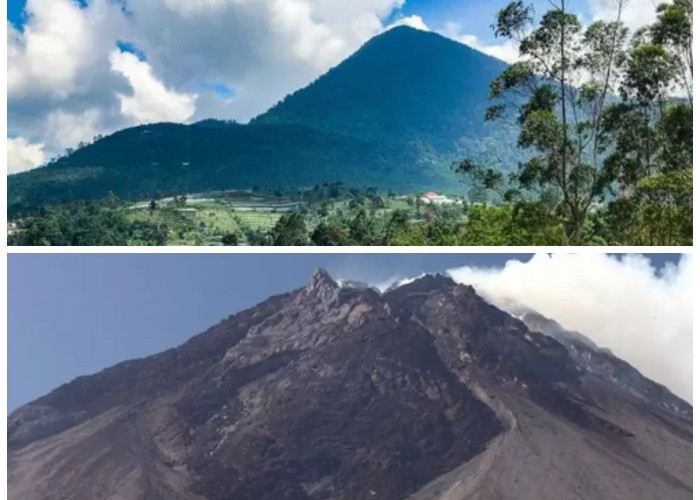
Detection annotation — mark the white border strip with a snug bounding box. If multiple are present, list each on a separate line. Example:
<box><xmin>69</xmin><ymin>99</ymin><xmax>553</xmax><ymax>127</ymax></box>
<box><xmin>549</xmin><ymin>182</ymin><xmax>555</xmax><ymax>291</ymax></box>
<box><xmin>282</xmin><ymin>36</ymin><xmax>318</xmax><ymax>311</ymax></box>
<box><xmin>6</xmin><ymin>246</ymin><xmax>693</xmax><ymax>254</ymax></box>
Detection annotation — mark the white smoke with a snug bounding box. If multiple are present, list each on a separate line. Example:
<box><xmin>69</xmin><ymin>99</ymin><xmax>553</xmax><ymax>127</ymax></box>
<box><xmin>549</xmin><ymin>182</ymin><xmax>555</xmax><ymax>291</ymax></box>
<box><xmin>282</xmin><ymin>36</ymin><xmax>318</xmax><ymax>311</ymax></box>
<box><xmin>373</xmin><ymin>273</ymin><xmax>427</xmax><ymax>293</ymax></box>
<box><xmin>446</xmin><ymin>254</ymin><xmax>693</xmax><ymax>403</ymax></box>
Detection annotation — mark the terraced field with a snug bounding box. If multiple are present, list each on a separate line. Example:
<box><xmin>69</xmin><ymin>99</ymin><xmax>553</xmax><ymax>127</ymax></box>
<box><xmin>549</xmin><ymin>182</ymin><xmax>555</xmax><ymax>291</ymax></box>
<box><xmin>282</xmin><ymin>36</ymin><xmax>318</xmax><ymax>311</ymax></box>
<box><xmin>123</xmin><ymin>191</ymin><xmax>296</xmax><ymax>245</ymax></box>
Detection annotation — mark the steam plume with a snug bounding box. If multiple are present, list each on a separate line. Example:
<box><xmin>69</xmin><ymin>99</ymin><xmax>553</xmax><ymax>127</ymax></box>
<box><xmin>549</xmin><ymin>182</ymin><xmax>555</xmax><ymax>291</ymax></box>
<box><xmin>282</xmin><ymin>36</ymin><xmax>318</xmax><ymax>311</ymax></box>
<box><xmin>446</xmin><ymin>254</ymin><xmax>692</xmax><ymax>403</ymax></box>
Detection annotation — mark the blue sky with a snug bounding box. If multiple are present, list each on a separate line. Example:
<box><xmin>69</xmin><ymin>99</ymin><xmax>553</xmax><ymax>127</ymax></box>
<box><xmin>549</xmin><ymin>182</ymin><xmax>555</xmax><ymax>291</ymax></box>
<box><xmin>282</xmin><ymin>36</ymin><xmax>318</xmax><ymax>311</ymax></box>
<box><xmin>8</xmin><ymin>0</ymin><xmax>514</xmax><ymax>38</ymax></box>
<box><xmin>8</xmin><ymin>0</ymin><xmax>24</xmax><ymax>26</ymax></box>
<box><xmin>7</xmin><ymin>253</ymin><xmax>683</xmax><ymax>411</ymax></box>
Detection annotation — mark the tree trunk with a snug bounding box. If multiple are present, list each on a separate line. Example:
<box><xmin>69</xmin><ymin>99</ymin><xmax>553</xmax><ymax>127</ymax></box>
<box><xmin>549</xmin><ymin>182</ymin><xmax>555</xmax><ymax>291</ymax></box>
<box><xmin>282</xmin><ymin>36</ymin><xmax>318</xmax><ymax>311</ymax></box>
<box><xmin>559</xmin><ymin>0</ymin><xmax>574</xmax><ymax>241</ymax></box>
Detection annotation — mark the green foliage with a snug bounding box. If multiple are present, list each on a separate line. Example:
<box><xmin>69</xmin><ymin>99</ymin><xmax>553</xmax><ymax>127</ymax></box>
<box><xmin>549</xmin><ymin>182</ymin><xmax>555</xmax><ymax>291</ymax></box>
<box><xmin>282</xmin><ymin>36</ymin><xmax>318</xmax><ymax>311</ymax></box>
<box><xmin>598</xmin><ymin>0</ymin><xmax>692</xmax><ymax>247</ymax></box>
<box><xmin>650</xmin><ymin>0</ymin><xmax>693</xmax><ymax>102</ymax></box>
<box><xmin>8</xmin><ymin>200</ymin><xmax>168</xmax><ymax>246</ymax></box>
<box><xmin>456</xmin><ymin>202</ymin><xmax>567</xmax><ymax>245</ymax></box>
<box><xmin>460</xmin><ymin>204</ymin><xmax>513</xmax><ymax>245</ymax></box>
<box><xmin>271</xmin><ymin>213</ymin><xmax>309</xmax><ymax>246</ymax></box>
<box><xmin>493</xmin><ymin>0</ymin><xmax>533</xmax><ymax>39</ymax></box>
<box><xmin>221</xmin><ymin>233</ymin><xmax>239</xmax><ymax>246</ymax></box>
<box><xmin>602</xmin><ymin>170</ymin><xmax>692</xmax><ymax>245</ymax></box>
<box><xmin>622</xmin><ymin>43</ymin><xmax>678</xmax><ymax>103</ymax></box>
<box><xmin>8</xmin><ymin>183</ymin><xmax>685</xmax><ymax>246</ymax></box>
<box><xmin>311</xmin><ymin>220</ymin><xmax>352</xmax><ymax>246</ymax></box>
<box><xmin>658</xmin><ymin>103</ymin><xmax>692</xmax><ymax>169</ymax></box>
<box><xmin>458</xmin><ymin>0</ymin><xmax>692</xmax><ymax>244</ymax></box>
<box><xmin>599</xmin><ymin>102</ymin><xmax>659</xmax><ymax>185</ymax></box>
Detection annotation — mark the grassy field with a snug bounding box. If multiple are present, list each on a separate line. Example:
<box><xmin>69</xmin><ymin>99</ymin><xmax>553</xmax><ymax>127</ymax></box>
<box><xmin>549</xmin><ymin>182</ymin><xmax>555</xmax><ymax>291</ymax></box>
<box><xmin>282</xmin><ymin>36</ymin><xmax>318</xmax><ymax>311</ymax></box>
<box><xmin>118</xmin><ymin>190</ymin><xmax>466</xmax><ymax>245</ymax></box>
<box><xmin>123</xmin><ymin>191</ymin><xmax>301</xmax><ymax>245</ymax></box>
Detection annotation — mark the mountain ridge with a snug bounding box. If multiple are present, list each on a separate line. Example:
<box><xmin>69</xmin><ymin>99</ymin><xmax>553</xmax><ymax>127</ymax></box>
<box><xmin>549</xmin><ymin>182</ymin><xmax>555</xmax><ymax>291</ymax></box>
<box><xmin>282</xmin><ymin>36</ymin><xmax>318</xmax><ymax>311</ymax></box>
<box><xmin>8</xmin><ymin>269</ymin><xmax>692</xmax><ymax>500</ymax></box>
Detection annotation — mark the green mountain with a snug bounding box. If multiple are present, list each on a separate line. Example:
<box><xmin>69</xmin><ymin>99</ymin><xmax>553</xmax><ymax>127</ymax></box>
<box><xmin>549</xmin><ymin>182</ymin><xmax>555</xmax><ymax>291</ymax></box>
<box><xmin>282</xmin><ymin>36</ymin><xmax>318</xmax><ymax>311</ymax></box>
<box><xmin>8</xmin><ymin>26</ymin><xmax>518</xmax><ymax>215</ymax></box>
<box><xmin>254</xmin><ymin>26</ymin><xmax>515</xmax><ymax>151</ymax></box>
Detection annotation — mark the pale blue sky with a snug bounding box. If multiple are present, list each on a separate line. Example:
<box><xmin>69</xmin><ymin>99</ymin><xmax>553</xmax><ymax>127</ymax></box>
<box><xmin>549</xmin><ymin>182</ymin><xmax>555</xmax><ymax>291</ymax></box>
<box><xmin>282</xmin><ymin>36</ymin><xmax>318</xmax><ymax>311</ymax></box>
<box><xmin>8</xmin><ymin>253</ymin><xmax>679</xmax><ymax>411</ymax></box>
<box><xmin>7</xmin><ymin>253</ymin><xmax>524</xmax><ymax>410</ymax></box>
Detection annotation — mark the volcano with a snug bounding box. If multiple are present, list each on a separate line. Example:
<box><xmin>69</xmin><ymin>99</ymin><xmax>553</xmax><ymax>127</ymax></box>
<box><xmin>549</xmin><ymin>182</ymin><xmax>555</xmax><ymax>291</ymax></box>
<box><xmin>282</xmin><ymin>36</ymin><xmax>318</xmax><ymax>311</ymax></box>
<box><xmin>8</xmin><ymin>270</ymin><xmax>692</xmax><ymax>500</ymax></box>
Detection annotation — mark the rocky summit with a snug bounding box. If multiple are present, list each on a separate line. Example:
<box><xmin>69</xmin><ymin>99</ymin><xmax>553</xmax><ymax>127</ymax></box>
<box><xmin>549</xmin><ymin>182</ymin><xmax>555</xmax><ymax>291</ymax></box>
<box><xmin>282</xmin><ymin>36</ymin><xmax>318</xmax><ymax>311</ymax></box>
<box><xmin>8</xmin><ymin>269</ymin><xmax>692</xmax><ymax>500</ymax></box>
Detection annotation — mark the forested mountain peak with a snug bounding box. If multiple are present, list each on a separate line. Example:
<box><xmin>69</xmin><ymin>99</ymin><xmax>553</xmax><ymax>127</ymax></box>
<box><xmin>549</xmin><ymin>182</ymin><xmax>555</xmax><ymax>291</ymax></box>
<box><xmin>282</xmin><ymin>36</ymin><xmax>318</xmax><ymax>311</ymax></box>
<box><xmin>8</xmin><ymin>26</ymin><xmax>518</xmax><ymax>213</ymax></box>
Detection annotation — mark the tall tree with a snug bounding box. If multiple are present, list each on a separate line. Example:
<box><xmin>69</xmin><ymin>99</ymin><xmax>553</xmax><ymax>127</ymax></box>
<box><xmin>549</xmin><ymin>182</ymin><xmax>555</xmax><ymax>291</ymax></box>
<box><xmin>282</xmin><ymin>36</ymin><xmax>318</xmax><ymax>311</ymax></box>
<box><xmin>651</xmin><ymin>0</ymin><xmax>693</xmax><ymax>104</ymax></box>
<box><xmin>460</xmin><ymin>0</ymin><xmax>630</xmax><ymax>243</ymax></box>
<box><xmin>599</xmin><ymin>0</ymin><xmax>693</xmax><ymax>245</ymax></box>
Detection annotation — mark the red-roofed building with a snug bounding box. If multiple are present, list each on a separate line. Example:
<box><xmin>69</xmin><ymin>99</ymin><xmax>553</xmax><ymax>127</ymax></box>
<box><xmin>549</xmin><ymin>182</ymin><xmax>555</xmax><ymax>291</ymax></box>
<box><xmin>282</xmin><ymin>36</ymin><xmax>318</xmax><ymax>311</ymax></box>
<box><xmin>419</xmin><ymin>192</ymin><xmax>457</xmax><ymax>205</ymax></box>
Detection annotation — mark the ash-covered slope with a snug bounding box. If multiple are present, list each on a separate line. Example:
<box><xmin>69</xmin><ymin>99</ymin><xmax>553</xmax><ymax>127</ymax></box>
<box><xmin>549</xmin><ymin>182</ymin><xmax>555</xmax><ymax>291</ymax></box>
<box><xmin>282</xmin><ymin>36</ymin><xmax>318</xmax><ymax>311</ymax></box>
<box><xmin>8</xmin><ymin>271</ymin><xmax>692</xmax><ymax>500</ymax></box>
<box><xmin>517</xmin><ymin>309</ymin><xmax>692</xmax><ymax>417</ymax></box>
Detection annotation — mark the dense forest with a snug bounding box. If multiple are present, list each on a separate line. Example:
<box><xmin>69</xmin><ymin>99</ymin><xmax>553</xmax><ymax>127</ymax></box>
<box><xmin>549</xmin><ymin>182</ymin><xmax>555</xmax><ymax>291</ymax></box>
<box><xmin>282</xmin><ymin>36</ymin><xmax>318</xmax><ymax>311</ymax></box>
<box><xmin>7</xmin><ymin>0</ymin><xmax>692</xmax><ymax>246</ymax></box>
<box><xmin>6</xmin><ymin>180</ymin><xmax>687</xmax><ymax>246</ymax></box>
<box><xmin>7</xmin><ymin>122</ymin><xmax>427</xmax><ymax>213</ymax></box>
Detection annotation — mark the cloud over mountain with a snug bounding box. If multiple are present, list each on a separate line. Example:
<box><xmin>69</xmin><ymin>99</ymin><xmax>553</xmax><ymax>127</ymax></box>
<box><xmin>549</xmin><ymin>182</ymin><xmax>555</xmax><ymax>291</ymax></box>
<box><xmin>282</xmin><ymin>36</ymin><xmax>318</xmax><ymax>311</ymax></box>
<box><xmin>7</xmin><ymin>0</ymin><xmax>416</xmax><ymax>171</ymax></box>
<box><xmin>446</xmin><ymin>254</ymin><xmax>693</xmax><ymax>403</ymax></box>
<box><xmin>7</xmin><ymin>0</ymin><xmax>660</xmax><ymax>173</ymax></box>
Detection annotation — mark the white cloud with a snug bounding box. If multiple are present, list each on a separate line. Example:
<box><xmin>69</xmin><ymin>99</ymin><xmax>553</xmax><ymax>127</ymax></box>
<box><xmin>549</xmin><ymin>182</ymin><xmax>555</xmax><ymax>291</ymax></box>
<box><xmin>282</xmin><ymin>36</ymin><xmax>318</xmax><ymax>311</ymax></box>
<box><xmin>7</xmin><ymin>137</ymin><xmax>47</xmax><ymax>174</ymax></box>
<box><xmin>7</xmin><ymin>0</ymin><xmax>412</xmax><ymax>167</ymax></box>
<box><xmin>109</xmin><ymin>50</ymin><xmax>197</xmax><ymax>124</ymax></box>
<box><xmin>45</xmin><ymin>108</ymin><xmax>102</xmax><ymax>150</ymax></box>
<box><xmin>447</xmin><ymin>254</ymin><xmax>693</xmax><ymax>403</ymax></box>
<box><xmin>268</xmin><ymin>0</ymin><xmax>348</xmax><ymax>70</ymax></box>
<box><xmin>589</xmin><ymin>0</ymin><xmax>657</xmax><ymax>33</ymax></box>
<box><xmin>385</xmin><ymin>14</ymin><xmax>430</xmax><ymax>32</ymax></box>
<box><xmin>8</xmin><ymin>0</ymin><xmax>93</xmax><ymax>98</ymax></box>
<box><xmin>441</xmin><ymin>21</ymin><xmax>521</xmax><ymax>63</ymax></box>
<box><xmin>8</xmin><ymin>0</ymin><xmax>131</xmax><ymax>163</ymax></box>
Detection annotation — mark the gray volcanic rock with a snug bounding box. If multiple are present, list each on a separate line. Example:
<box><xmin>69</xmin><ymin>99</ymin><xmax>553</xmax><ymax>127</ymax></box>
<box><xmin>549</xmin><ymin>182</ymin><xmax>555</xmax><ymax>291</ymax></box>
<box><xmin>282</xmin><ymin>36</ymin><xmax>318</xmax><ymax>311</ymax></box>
<box><xmin>518</xmin><ymin>309</ymin><xmax>693</xmax><ymax>417</ymax></box>
<box><xmin>8</xmin><ymin>270</ymin><xmax>692</xmax><ymax>500</ymax></box>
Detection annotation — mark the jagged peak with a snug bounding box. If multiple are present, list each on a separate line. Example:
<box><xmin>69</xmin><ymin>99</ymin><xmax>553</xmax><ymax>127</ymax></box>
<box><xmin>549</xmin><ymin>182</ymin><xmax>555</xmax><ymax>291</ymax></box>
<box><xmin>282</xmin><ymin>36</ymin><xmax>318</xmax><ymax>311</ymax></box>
<box><xmin>306</xmin><ymin>268</ymin><xmax>339</xmax><ymax>294</ymax></box>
